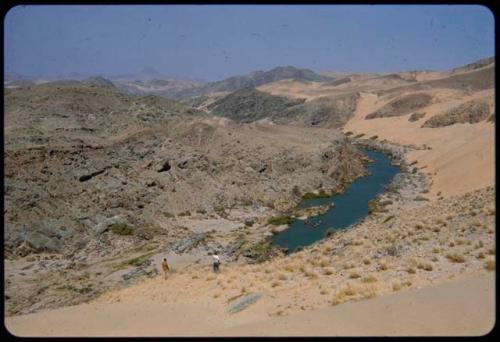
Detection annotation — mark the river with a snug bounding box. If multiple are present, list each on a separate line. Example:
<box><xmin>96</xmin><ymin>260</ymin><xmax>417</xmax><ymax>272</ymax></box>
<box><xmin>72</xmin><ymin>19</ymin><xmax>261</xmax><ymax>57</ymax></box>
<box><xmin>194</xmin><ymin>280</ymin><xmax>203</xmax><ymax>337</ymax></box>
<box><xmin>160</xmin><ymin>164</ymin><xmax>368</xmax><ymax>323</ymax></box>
<box><xmin>271</xmin><ymin>148</ymin><xmax>400</xmax><ymax>253</ymax></box>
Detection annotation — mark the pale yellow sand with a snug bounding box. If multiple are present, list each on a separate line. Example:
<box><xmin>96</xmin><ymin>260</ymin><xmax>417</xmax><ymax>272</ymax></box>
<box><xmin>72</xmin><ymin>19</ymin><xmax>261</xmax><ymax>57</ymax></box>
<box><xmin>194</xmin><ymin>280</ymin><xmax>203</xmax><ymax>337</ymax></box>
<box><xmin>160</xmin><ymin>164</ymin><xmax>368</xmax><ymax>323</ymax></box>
<box><xmin>343</xmin><ymin>91</ymin><xmax>495</xmax><ymax>199</ymax></box>
<box><xmin>5</xmin><ymin>273</ymin><xmax>494</xmax><ymax>337</ymax></box>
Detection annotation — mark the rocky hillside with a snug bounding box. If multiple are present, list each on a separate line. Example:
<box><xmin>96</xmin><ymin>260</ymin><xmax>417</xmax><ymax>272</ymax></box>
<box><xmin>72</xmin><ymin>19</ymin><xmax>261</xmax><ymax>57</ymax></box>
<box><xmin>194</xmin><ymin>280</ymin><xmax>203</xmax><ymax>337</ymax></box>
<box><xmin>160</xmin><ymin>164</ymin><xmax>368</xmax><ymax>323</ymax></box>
<box><xmin>421</xmin><ymin>99</ymin><xmax>493</xmax><ymax>128</ymax></box>
<box><xmin>5</xmin><ymin>78</ymin><xmax>371</xmax><ymax>315</ymax></box>
<box><xmin>280</xmin><ymin>93</ymin><xmax>359</xmax><ymax>128</ymax></box>
<box><xmin>4</xmin><ymin>81</ymin><xmax>200</xmax><ymax>150</ymax></box>
<box><xmin>206</xmin><ymin>88</ymin><xmax>358</xmax><ymax>128</ymax></box>
<box><xmin>365</xmin><ymin>93</ymin><xmax>433</xmax><ymax>119</ymax></box>
<box><xmin>208</xmin><ymin>88</ymin><xmax>305</xmax><ymax>123</ymax></box>
<box><xmin>112</xmin><ymin>77</ymin><xmax>205</xmax><ymax>99</ymax></box>
<box><xmin>173</xmin><ymin>66</ymin><xmax>333</xmax><ymax>99</ymax></box>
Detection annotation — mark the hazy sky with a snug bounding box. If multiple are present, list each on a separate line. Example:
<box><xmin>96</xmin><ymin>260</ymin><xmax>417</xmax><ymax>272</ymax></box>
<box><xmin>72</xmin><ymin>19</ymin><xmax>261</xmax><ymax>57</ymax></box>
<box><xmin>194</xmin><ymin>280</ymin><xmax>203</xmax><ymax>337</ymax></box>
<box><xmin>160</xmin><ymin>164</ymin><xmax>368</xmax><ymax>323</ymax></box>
<box><xmin>4</xmin><ymin>5</ymin><xmax>495</xmax><ymax>81</ymax></box>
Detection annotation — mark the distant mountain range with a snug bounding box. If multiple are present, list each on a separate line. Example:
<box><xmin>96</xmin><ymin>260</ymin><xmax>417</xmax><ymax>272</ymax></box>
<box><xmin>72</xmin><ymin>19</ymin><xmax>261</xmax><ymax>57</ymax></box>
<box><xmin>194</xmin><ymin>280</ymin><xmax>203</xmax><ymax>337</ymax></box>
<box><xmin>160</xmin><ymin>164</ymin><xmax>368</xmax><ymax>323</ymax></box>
<box><xmin>170</xmin><ymin>66</ymin><xmax>333</xmax><ymax>99</ymax></box>
<box><xmin>4</xmin><ymin>65</ymin><xmax>333</xmax><ymax>100</ymax></box>
<box><xmin>5</xmin><ymin>57</ymin><xmax>494</xmax><ymax>104</ymax></box>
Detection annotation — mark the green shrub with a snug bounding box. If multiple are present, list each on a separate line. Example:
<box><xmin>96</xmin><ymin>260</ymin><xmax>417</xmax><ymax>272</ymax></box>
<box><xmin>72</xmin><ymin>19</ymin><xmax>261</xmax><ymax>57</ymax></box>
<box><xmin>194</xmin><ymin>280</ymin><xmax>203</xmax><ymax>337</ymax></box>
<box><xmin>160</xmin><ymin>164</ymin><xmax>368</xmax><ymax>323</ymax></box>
<box><xmin>110</xmin><ymin>223</ymin><xmax>134</xmax><ymax>235</ymax></box>
<box><xmin>325</xmin><ymin>228</ymin><xmax>337</xmax><ymax>238</ymax></box>
<box><xmin>414</xmin><ymin>196</ymin><xmax>430</xmax><ymax>201</ymax></box>
<box><xmin>268</xmin><ymin>215</ymin><xmax>293</xmax><ymax>226</ymax></box>
<box><xmin>127</xmin><ymin>256</ymin><xmax>150</xmax><ymax>267</ymax></box>
<box><xmin>178</xmin><ymin>210</ymin><xmax>191</xmax><ymax>217</ymax></box>
<box><xmin>163</xmin><ymin>212</ymin><xmax>175</xmax><ymax>218</ymax></box>
<box><xmin>302</xmin><ymin>189</ymin><xmax>330</xmax><ymax>200</ymax></box>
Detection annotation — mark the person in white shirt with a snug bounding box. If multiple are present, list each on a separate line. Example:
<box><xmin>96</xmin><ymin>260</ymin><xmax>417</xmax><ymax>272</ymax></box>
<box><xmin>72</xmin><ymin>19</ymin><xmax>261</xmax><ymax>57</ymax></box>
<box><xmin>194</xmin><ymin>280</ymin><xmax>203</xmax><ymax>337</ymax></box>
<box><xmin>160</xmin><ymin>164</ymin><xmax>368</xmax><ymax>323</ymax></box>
<box><xmin>212</xmin><ymin>252</ymin><xmax>221</xmax><ymax>273</ymax></box>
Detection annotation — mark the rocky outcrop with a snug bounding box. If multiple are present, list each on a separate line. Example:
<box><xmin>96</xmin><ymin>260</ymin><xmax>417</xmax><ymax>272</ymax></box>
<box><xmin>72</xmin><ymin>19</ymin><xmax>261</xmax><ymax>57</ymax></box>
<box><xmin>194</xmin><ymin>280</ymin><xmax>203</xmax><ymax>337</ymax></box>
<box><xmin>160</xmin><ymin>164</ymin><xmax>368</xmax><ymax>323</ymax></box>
<box><xmin>163</xmin><ymin>233</ymin><xmax>209</xmax><ymax>254</ymax></box>
<box><xmin>280</xmin><ymin>93</ymin><xmax>359</xmax><ymax>128</ymax></box>
<box><xmin>209</xmin><ymin>88</ymin><xmax>305</xmax><ymax>123</ymax></box>
<box><xmin>227</xmin><ymin>292</ymin><xmax>263</xmax><ymax>313</ymax></box>
<box><xmin>408</xmin><ymin>112</ymin><xmax>426</xmax><ymax>122</ymax></box>
<box><xmin>366</xmin><ymin>93</ymin><xmax>433</xmax><ymax>119</ymax></box>
<box><xmin>421</xmin><ymin>100</ymin><xmax>491</xmax><ymax>128</ymax></box>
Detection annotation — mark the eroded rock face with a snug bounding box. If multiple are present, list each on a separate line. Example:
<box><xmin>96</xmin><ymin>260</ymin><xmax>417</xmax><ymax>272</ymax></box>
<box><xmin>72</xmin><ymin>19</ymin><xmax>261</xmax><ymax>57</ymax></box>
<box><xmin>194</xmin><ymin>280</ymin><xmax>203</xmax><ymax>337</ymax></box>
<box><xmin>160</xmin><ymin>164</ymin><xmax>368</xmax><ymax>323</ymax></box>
<box><xmin>9</xmin><ymin>221</ymin><xmax>75</xmax><ymax>255</ymax></box>
<box><xmin>5</xmin><ymin>108</ymin><xmax>365</xmax><ymax>261</ymax></box>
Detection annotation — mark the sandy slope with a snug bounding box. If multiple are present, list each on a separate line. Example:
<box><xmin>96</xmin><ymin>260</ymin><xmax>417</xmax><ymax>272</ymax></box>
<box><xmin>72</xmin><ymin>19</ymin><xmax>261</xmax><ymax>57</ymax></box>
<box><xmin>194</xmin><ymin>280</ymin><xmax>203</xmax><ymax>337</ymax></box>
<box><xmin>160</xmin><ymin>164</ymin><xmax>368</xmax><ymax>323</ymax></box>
<box><xmin>343</xmin><ymin>91</ymin><xmax>495</xmax><ymax>199</ymax></box>
<box><xmin>5</xmin><ymin>273</ymin><xmax>494</xmax><ymax>337</ymax></box>
<box><xmin>216</xmin><ymin>273</ymin><xmax>495</xmax><ymax>336</ymax></box>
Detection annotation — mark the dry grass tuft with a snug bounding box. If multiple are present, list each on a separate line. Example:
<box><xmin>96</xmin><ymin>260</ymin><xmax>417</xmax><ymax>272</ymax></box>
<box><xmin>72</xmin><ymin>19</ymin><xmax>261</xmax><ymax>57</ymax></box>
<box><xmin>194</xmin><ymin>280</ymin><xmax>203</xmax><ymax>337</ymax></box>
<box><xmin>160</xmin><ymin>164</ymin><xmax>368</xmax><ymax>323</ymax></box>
<box><xmin>379</xmin><ymin>262</ymin><xmax>389</xmax><ymax>271</ymax></box>
<box><xmin>402</xmin><ymin>280</ymin><xmax>412</xmax><ymax>287</ymax></box>
<box><xmin>305</xmin><ymin>270</ymin><xmax>319</xmax><ymax>279</ymax></box>
<box><xmin>417</xmin><ymin>261</ymin><xmax>433</xmax><ymax>271</ymax></box>
<box><xmin>406</xmin><ymin>267</ymin><xmax>416</xmax><ymax>274</ymax></box>
<box><xmin>322</xmin><ymin>245</ymin><xmax>333</xmax><ymax>255</ymax></box>
<box><xmin>277</xmin><ymin>273</ymin><xmax>287</xmax><ymax>281</ymax></box>
<box><xmin>485</xmin><ymin>259</ymin><xmax>495</xmax><ymax>271</ymax></box>
<box><xmin>343</xmin><ymin>262</ymin><xmax>355</xmax><ymax>270</ymax></box>
<box><xmin>361</xmin><ymin>275</ymin><xmax>378</xmax><ymax>283</ymax></box>
<box><xmin>392</xmin><ymin>282</ymin><xmax>402</xmax><ymax>291</ymax></box>
<box><xmin>334</xmin><ymin>283</ymin><xmax>357</xmax><ymax>303</ymax></box>
<box><xmin>349</xmin><ymin>271</ymin><xmax>361</xmax><ymax>279</ymax></box>
<box><xmin>361</xmin><ymin>286</ymin><xmax>377</xmax><ymax>299</ymax></box>
<box><xmin>319</xmin><ymin>258</ymin><xmax>330</xmax><ymax>268</ymax></box>
<box><xmin>446</xmin><ymin>253</ymin><xmax>466</xmax><ymax>263</ymax></box>
<box><xmin>323</xmin><ymin>267</ymin><xmax>334</xmax><ymax>275</ymax></box>
<box><xmin>271</xmin><ymin>281</ymin><xmax>281</xmax><ymax>288</ymax></box>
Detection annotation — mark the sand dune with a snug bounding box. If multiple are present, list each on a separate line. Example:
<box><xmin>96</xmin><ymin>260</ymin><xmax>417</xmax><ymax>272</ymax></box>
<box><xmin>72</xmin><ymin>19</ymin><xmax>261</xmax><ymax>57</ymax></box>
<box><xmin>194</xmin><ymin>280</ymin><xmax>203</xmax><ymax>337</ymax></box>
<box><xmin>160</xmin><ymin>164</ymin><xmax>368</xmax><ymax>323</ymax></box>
<box><xmin>343</xmin><ymin>91</ymin><xmax>495</xmax><ymax>198</ymax></box>
<box><xmin>5</xmin><ymin>273</ymin><xmax>494</xmax><ymax>337</ymax></box>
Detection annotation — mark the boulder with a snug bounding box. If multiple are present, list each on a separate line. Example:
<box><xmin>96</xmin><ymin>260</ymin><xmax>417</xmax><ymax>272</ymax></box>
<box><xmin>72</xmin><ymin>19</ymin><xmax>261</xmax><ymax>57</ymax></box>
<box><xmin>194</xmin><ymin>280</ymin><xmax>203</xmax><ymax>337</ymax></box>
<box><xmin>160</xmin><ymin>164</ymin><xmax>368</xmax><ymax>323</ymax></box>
<box><xmin>14</xmin><ymin>220</ymin><xmax>74</xmax><ymax>253</ymax></box>
<box><xmin>163</xmin><ymin>232</ymin><xmax>208</xmax><ymax>253</ymax></box>
<box><xmin>94</xmin><ymin>215</ymin><xmax>129</xmax><ymax>235</ymax></box>
<box><xmin>227</xmin><ymin>293</ymin><xmax>263</xmax><ymax>314</ymax></box>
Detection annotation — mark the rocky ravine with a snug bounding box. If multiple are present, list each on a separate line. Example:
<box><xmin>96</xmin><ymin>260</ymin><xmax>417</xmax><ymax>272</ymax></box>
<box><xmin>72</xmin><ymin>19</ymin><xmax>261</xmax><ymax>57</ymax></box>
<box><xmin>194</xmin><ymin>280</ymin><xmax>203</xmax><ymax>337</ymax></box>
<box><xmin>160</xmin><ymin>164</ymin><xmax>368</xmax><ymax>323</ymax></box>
<box><xmin>4</xmin><ymin>81</ymin><xmax>367</xmax><ymax>315</ymax></box>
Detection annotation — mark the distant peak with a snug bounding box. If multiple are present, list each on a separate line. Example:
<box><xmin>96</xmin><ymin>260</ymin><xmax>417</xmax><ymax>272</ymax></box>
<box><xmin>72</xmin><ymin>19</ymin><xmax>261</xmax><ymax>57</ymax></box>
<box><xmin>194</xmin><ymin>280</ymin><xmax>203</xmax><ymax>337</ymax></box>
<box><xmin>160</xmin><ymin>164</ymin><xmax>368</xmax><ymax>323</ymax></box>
<box><xmin>82</xmin><ymin>76</ymin><xmax>116</xmax><ymax>88</ymax></box>
<box><xmin>140</xmin><ymin>66</ymin><xmax>161</xmax><ymax>76</ymax></box>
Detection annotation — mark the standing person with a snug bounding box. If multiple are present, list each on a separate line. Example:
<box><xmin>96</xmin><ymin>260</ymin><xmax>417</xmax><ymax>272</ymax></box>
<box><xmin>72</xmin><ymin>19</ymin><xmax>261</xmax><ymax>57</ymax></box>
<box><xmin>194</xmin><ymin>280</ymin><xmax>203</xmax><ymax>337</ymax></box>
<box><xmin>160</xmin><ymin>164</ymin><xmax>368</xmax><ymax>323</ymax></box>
<box><xmin>212</xmin><ymin>252</ymin><xmax>221</xmax><ymax>273</ymax></box>
<box><xmin>162</xmin><ymin>258</ymin><xmax>170</xmax><ymax>280</ymax></box>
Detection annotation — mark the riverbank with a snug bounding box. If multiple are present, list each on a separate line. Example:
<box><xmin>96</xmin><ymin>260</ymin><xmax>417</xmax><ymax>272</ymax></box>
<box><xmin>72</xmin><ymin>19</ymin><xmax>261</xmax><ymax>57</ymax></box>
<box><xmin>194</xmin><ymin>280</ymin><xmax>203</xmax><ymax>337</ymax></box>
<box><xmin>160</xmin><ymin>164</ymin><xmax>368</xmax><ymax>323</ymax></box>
<box><xmin>272</xmin><ymin>148</ymin><xmax>400</xmax><ymax>253</ymax></box>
